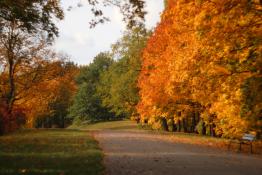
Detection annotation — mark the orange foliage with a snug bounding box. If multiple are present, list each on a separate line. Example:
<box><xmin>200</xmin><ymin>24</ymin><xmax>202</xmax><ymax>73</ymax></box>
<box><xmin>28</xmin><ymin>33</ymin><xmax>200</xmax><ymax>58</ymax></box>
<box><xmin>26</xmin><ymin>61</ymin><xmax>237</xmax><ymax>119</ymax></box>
<box><xmin>19</xmin><ymin>61</ymin><xmax>79</xmax><ymax>127</ymax></box>
<box><xmin>137</xmin><ymin>0</ymin><xmax>262</xmax><ymax>137</ymax></box>
<box><xmin>1</xmin><ymin>59</ymin><xmax>78</xmax><ymax>131</ymax></box>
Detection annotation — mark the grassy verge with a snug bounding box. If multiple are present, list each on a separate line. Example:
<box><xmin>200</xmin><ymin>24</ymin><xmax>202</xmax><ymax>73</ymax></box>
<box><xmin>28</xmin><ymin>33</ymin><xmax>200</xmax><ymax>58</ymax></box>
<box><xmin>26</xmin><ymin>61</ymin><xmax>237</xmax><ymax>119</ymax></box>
<box><xmin>0</xmin><ymin>129</ymin><xmax>104</xmax><ymax>175</ymax></box>
<box><xmin>69</xmin><ymin>120</ymin><xmax>138</xmax><ymax>131</ymax></box>
<box><xmin>138</xmin><ymin>124</ymin><xmax>262</xmax><ymax>154</ymax></box>
<box><xmin>69</xmin><ymin>120</ymin><xmax>261</xmax><ymax>155</ymax></box>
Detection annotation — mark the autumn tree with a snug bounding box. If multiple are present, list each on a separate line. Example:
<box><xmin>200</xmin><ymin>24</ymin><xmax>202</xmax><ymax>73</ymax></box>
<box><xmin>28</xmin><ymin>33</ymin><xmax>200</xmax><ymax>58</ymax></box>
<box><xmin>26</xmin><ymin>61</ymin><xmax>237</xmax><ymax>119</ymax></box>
<box><xmin>31</xmin><ymin>60</ymin><xmax>79</xmax><ymax>128</ymax></box>
<box><xmin>138</xmin><ymin>0</ymin><xmax>262</xmax><ymax>137</ymax></box>
<box><xmin>0</xmin><ymin>0</ymin><xmax>64</xmax><ymax>128</ymax></box>
<box><xmin>0</xmin><ymin>41</ymin><xmax>59</xmax><ymax>132</ymax></box>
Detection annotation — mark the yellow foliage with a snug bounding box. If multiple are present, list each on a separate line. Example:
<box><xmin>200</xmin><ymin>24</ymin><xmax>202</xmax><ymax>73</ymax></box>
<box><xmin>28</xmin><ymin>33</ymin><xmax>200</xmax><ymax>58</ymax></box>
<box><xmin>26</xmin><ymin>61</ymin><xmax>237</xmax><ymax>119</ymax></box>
<box><xmin>137</xmin><ymin>0</ymin><xmax>261</xmax><ymax>137</ymax></box>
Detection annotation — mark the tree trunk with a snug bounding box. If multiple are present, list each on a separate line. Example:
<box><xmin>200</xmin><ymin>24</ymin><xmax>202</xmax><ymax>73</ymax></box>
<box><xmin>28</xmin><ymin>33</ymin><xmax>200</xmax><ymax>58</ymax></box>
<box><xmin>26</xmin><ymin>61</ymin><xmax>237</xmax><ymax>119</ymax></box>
<box><xmin>182</xmin><ymin>118</ymin><xmax>187</xmax><ymax>132</ymax></box>
<box><xmin>160</xmin><ymin>117</ymin><xmax>168</xmax><ymax>131</ymax></box>
<box><xmin>178</xmin><ymin>120</ymin><xmax>182</xmax><ymax>132</ymax></box>
<box><xmin>210</xmin><ymin>124</ymin><xmax>216</xmax><ymax>137</ymax></box>
<box><xmin>61</xmin><ymin>114</ymin><xmax>65</xmax><ymax>128</ymax></box>
<box><xmin>0</xmin><ymin>116</ymin><xmax>4</xmax><ymax>135</ymax></box>
<box><xmin>192</xmin><ymin>113</ymin><xmax>196</xmax><ymax>133</ymax></box>
<box><xmin>7</xmin><ymin>60</ymin><xmax>15</xmax><ymax>112</ymax></box>
<box><xmin>172</xmin><ymin>119</ymin><xmax>177</xmax><ymax>132</ymax></box>
<box><xmin>6</xmin><ymin>23</ymin><xmax>17</xmax><ymax>115</ymax></box>
<box><xmin>202</xmin><ymin>122</ymin><xmax>206</xmax><ymax>135</ymax></box>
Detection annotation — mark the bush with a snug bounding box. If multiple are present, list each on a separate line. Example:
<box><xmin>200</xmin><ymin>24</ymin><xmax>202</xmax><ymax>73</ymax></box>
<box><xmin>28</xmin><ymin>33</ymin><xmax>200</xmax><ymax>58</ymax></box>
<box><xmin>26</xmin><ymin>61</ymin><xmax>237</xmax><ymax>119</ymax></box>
<box><xmin>167</xmin><ymin>118</ymin><xmax>175</xmax><ymax>132</ymax></box>
<box><xmin>196</xmin><ymin>120</ymin><xmax>205</xmax><ymax>135</ymax></box>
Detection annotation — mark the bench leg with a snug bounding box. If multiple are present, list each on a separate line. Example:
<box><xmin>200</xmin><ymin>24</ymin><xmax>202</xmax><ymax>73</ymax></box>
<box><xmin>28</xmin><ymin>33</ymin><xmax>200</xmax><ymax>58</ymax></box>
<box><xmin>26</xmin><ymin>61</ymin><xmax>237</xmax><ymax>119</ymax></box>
<box><xmin>238</xmin><ymin>142</ymin><xmax>242</xmax><ymax>152</ymax></box>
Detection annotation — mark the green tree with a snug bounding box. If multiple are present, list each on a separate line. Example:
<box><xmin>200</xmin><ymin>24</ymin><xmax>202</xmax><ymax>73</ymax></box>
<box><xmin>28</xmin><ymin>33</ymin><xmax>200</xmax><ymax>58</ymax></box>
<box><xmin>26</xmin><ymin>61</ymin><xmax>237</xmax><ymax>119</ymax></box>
<box><xmin>98</xmin><ymin>26</ymin><xmax>150</xmax><ymax>118</ymax></box>
<box><xmin>69</xmin><ymin>53</ymin><xmax>114</xmax><ymax>123</ymax></box>
<box><xmin>0</xmin><ymin>0</ymin><xmax>64</xmax><ymax>39</ymax></box>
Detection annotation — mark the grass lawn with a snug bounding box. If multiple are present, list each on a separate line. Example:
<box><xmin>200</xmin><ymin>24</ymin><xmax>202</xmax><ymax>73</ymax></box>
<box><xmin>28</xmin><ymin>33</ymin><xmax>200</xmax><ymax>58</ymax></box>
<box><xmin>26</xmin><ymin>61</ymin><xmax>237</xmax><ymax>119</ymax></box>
<box><xmin>69</xmin><ymin>120</ymin><xmax>138</xmax><ymax>131</ymax></box>
<box><xmin>0</xmin><ymin>129</ymin><xmax>104</xmax><ymax>175</ymax></box>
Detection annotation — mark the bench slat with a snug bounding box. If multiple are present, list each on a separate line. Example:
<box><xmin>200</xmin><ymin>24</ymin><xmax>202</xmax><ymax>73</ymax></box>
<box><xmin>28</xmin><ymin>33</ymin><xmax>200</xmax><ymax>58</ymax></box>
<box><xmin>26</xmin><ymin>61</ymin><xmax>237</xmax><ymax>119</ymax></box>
<box><xmin>242</xmin><ymin>134</ymin><xmax>255</xmax><ymax>141</ymax></box>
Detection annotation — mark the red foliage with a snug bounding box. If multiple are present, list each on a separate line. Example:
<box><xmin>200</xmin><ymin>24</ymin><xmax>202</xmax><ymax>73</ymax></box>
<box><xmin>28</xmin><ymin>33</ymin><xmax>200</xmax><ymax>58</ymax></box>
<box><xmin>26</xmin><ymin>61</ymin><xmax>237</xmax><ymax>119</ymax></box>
<box><xmin>0</xmin><ymin>99</ymin><xmax>26</xmax><ymax>135</ymax></box>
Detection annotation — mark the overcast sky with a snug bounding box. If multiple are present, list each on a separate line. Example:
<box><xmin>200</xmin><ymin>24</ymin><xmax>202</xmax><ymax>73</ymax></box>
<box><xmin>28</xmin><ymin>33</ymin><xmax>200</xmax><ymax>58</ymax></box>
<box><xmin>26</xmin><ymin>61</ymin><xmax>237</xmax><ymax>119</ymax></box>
<box><xmin>53</xmin><ymin>0</ymin><xmax>164</xmax><ymax>65</ymax></box>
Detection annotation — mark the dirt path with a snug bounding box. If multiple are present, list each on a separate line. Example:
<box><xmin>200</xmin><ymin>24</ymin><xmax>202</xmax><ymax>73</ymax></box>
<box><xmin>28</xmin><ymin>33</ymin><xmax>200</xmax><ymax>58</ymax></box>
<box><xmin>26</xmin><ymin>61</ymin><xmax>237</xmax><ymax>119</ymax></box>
<box><xmin>94</xmin><ymin>130</ymin><xmax>262</xmax><ymax>175</ymax></box>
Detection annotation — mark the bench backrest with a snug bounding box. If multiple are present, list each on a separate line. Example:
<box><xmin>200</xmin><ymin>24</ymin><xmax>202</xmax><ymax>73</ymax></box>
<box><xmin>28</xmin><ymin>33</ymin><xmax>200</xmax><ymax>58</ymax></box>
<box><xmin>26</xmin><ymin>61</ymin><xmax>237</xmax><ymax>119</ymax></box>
<box><xmin>242</xmin><ymin>134</ymin><xmax>255</xmax><ymax>141</ymax></box>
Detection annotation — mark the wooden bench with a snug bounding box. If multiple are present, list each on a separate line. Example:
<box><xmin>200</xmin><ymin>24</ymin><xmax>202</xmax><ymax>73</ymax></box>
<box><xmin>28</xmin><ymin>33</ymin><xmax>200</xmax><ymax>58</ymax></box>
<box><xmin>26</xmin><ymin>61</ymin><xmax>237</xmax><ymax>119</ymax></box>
<box><xmin>228</xmin><ymin>133</ymin><xmax>256</xmax><ymax>153</ymax></box>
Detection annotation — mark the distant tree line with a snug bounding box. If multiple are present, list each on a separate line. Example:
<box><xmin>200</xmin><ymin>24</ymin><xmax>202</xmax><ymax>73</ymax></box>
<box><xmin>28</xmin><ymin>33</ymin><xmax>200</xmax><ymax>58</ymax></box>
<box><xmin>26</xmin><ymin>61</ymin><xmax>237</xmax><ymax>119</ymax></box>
<box><xmin>0</xmin><ymin>0</ymin><xmax>148</xmax><ymax>134</ymax></box>
<box><xmin>69</xmin><ymin>26</ymin><xmax>150</xmax><ymax>124</ymax></box>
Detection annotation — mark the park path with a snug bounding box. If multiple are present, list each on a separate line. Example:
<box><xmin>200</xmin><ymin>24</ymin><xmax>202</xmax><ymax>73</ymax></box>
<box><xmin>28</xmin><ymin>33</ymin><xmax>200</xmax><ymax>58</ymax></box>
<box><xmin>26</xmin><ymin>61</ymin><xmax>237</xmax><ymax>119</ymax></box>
<box><xmin>94</xmin><ymin>130</ymin><xmax>262</xmax><ymax>175</ymax></box>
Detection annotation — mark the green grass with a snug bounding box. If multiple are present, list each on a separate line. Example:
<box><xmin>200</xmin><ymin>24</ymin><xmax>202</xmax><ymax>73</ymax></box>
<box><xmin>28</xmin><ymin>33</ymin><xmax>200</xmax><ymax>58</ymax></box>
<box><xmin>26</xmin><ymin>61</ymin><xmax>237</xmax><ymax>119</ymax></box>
<box><xmin>69</xmin><ymin>120</ymin><xmax>138</xmax><ymax>131</ymax></box>
<box><xmin>0</xmin><ymin>129</ymin><xmax>104</xmax><ymax>175</ymax></box>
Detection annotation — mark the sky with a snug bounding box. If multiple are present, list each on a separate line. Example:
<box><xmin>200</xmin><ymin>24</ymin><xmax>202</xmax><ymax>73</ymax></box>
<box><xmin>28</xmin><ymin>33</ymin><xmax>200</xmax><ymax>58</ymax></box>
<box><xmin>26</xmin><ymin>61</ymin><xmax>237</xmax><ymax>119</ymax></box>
<box><xmin>53</xmin><ymin>0</ymin><xmax>164</xmax><ymax>65</ymax></box>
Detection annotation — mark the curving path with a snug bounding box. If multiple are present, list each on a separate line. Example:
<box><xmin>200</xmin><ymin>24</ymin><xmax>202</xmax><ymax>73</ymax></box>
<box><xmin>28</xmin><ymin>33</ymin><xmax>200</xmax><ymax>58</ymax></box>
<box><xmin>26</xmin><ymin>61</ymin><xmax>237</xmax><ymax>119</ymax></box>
<box><xmin>94</xmin><ymin>130</ymin><xmax>262</xmax><ymax>175</ymax></box>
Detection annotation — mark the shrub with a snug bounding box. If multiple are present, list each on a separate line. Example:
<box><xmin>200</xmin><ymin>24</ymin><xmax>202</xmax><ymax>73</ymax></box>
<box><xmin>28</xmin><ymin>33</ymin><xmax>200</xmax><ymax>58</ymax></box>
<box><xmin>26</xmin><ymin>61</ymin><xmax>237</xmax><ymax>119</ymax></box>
<box><xmin>196</xmin><ymin>120</ymin><xmax>205</xmax><ymax>135</ymax></box>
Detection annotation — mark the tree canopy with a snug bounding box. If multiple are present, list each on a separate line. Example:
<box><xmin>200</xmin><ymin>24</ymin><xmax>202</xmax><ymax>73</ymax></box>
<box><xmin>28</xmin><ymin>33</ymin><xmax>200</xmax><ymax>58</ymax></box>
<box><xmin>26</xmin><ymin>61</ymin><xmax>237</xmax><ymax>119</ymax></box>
<box><xmin>98</xmin><ymin>26</ymin><xmax>150</xmax><ymax>118</ymax></box>
<box><xmin>0</xmin><ymin>0</ymin><xmax>64</xmax><ymax>39</ymax></box>
<box><xmin>69</xmin><ymin>53</ymin><xmax>114</xmax><ymax>123</ymax></box>
<box><xmin>137</xmin><ymin>0</ymin><xmax>262</xmax><ymax>138</ymax></box>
